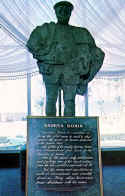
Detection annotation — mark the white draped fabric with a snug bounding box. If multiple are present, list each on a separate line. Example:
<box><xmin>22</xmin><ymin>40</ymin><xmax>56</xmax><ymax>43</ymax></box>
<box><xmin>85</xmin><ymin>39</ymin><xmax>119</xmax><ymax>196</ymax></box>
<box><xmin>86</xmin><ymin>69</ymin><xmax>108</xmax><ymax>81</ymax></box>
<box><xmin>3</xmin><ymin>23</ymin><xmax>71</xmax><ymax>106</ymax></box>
<box><xmin>0</xmin><ymin>0</ymin><xmax>125</xmax><ymax>79</ymax></box>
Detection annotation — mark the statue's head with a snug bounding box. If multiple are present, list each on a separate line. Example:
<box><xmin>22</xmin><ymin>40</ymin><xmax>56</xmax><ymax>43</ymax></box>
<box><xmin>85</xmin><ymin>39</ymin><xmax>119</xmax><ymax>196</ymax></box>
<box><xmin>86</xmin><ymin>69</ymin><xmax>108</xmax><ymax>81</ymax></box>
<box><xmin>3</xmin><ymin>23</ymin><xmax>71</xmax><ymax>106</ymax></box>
<box><xmin>54</xmin><ymin>1</ymin><xmax>74</xmax><ymax>24</ymax></box>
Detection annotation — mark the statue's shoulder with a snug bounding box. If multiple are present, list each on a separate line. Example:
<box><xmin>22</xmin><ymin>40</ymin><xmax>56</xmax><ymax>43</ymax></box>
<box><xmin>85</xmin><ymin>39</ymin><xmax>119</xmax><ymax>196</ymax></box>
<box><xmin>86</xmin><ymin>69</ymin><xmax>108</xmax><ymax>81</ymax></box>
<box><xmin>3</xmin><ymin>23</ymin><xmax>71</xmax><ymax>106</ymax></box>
<box><xmin>69</xmin><ymin>25</ymin><xmax>90</xmax><ymax>33</ymax></box>
<box><xmin>30</xmin><ymin>22</ymin><xmax>56</xmax><ymax>39</ymax></box>
<box><xmin>37</xmin><ymin>22</ymin><xmax>56</xmax><ymax>30</ymax></box>
<box><xmin>69</xmin><ymin>25</ymin><xmax>95</xmax><ymax>44</ymax></box>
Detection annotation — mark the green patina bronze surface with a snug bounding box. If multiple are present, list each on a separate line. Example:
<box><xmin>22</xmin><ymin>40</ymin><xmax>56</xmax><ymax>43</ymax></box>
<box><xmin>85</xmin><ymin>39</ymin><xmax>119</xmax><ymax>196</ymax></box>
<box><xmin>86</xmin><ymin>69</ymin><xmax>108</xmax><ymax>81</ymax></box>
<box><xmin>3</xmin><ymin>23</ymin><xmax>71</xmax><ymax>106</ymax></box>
<box><xmin>26</xmin><ymin>1</ymin><xmax>105</xmax><ymax>116</ymax></box>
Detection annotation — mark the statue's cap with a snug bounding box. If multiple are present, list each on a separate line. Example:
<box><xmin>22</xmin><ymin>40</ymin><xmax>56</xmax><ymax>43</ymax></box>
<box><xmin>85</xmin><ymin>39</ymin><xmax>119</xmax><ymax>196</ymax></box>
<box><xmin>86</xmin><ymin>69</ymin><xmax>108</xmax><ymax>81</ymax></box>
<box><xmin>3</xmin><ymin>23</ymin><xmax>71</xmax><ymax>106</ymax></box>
<box><xmin>54</xmin><ymin>1</ymin><xmax>74</xmax><ymax>10</ymax></box>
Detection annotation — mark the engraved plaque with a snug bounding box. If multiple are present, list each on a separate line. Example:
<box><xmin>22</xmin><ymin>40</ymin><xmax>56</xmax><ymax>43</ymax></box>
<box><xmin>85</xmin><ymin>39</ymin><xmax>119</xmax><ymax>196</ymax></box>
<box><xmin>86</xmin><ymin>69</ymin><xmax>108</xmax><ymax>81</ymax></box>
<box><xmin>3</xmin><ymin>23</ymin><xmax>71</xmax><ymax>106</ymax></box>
<box><xmin>26</xmin><ymin>117</ymin><xmax>103</xmax><ymax>196</ymax></box>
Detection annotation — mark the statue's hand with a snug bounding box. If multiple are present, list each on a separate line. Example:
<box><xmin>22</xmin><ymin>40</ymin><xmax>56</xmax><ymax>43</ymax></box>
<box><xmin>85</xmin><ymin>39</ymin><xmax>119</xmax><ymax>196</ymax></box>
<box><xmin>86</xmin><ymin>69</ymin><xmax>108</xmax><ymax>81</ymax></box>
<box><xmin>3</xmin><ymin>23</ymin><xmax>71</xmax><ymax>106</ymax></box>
<box><xmin>37</xmin><ymin>61</ymin><xmax>53</xmax><ymax>75</ymax></box>
<box><xmin>72</xmin><ymin>54</ymin><xmax>91</xmax><ymax>76</ymax></box>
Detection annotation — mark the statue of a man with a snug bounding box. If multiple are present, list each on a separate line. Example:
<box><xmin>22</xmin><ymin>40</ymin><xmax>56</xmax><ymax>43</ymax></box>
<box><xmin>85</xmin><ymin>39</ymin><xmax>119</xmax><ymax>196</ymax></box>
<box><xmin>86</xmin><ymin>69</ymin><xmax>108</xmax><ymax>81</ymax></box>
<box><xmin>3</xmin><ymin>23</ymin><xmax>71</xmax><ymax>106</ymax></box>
<box><xmin>26</xmin><ymin>1</ymin><xmax>105</xmax><ymax>116</ymax></box>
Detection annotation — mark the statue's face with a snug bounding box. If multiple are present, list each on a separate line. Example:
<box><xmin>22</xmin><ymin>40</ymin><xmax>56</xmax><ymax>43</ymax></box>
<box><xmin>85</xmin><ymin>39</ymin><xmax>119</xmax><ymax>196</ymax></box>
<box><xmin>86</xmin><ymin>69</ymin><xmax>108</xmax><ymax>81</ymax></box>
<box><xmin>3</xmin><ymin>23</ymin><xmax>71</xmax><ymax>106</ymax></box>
<box><xmin>55</xmin><ymin>5</ymin><xmax>72</xmax><ymax>24</ymax></box>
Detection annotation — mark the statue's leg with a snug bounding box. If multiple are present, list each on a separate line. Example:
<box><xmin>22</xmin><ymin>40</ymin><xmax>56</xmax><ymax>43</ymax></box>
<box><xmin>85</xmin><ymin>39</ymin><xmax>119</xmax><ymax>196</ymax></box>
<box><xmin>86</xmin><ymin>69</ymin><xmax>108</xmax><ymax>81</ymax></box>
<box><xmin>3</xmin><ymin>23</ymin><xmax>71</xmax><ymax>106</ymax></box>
<box><xmin>63</xmin><ymin>85</ymin><xmax>77</xmax><ymax>116</ymax></box>
<box><xmin>45</xmin><ymin>83</ymin><xmax>59</xmax><ymax>116</ymax></box>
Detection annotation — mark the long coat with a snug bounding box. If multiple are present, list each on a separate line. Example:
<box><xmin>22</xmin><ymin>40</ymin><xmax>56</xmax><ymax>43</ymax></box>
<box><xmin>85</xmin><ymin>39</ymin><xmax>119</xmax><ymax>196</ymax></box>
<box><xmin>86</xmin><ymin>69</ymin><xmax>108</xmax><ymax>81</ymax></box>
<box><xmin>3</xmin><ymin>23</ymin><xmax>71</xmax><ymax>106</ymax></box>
<box><xmin>26</xmin><ymin>22</ymin><xmax>105</xmax><ymax>95</ymax></box>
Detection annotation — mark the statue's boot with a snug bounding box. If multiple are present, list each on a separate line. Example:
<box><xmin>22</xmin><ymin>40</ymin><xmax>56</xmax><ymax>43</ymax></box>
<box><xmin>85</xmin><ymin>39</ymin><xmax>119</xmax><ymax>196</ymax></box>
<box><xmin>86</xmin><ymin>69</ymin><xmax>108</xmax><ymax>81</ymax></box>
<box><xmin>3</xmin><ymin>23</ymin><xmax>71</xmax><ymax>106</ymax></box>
<box><xmin>63</xmin><ymin>84</ymin><xmax>76</xmax><ymax>116</ymax></box>
<box><xmin>45</xmin><ymin>84</ymin><xmax>59</xmax><ymax>116</ymax></box>
<box><xmin>64</xmin><ymin>99</ymin><xmax>75</xmax><ymax>116</ymax></box>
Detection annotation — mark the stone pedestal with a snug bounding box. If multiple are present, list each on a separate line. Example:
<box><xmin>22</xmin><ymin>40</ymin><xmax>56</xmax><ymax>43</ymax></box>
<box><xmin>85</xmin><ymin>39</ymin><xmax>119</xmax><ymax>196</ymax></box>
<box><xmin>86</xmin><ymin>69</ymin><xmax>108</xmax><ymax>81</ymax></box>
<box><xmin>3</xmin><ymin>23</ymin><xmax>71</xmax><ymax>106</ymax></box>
<box><xmin>26</xmin><ymin>117</ymin><xmax>103</xmax><ymax>196</ymax></box>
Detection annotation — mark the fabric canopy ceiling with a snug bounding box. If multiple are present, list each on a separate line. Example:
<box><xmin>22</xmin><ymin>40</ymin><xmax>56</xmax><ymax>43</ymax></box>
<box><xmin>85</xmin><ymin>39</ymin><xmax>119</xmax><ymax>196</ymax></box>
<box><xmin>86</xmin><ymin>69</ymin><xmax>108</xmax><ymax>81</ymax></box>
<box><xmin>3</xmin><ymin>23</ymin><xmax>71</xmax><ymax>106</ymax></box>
<box><xmin>0</xmin><ymin>0</ymin><xmax>125</xmax><ymax>79</ymax></box>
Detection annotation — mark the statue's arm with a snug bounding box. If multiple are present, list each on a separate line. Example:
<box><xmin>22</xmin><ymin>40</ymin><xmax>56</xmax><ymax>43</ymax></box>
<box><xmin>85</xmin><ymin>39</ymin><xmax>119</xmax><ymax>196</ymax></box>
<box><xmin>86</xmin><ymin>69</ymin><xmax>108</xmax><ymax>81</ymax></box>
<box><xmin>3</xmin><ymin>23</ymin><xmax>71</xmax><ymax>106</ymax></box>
<box><xmin>85</xmin><ymin>28</ymin><xmax>96</xmax><ymax>48</ymax></box>
<box><xmin>83</xmin><ymin>29</ymin><xmax>105</xmax><ymax>81</ymax></box>
<box><xmin>88</xmin><ymin>47</ymin><xmax>105</xmax><ymax>82</ymax></box>
<box><xmin>26</xmin><ymin>25</ymin><xmax>45</xmax><ymax>60</ymax></box>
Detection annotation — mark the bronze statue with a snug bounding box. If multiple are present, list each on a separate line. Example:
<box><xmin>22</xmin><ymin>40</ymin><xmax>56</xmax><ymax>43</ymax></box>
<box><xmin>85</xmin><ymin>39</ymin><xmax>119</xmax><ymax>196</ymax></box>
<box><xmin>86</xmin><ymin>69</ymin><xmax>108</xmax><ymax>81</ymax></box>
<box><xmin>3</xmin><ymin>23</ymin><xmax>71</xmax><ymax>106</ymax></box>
<box><xmin>26</xmin><ymin>1</ymin><xmax>105</xmax><ymax>116</ymax></box>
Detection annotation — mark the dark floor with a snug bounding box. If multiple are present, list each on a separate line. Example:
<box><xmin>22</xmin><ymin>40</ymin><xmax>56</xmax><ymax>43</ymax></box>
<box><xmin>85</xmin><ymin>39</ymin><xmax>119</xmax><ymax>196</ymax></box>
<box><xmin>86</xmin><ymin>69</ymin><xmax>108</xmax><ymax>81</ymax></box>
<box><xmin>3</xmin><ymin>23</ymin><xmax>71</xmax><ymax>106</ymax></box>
<box><xmin>0</xmin><ymin>168</ymin><xmax>24</xmax><ymax>196</ymax></box>
<box><xmin>0</xmin><ymin>166</ymin><xmax>125</xmax><ymax>196</ymax></box>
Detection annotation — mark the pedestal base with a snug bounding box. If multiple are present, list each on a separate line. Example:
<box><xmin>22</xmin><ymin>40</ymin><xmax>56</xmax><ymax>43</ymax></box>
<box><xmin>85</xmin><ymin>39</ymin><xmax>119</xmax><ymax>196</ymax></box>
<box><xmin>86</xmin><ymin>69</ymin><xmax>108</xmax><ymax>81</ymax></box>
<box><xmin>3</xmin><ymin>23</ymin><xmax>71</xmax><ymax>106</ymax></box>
<box><xmin>26</xmin><ymin>117</ymin><xmax>103</xmax><ymax>196</ymax></box>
